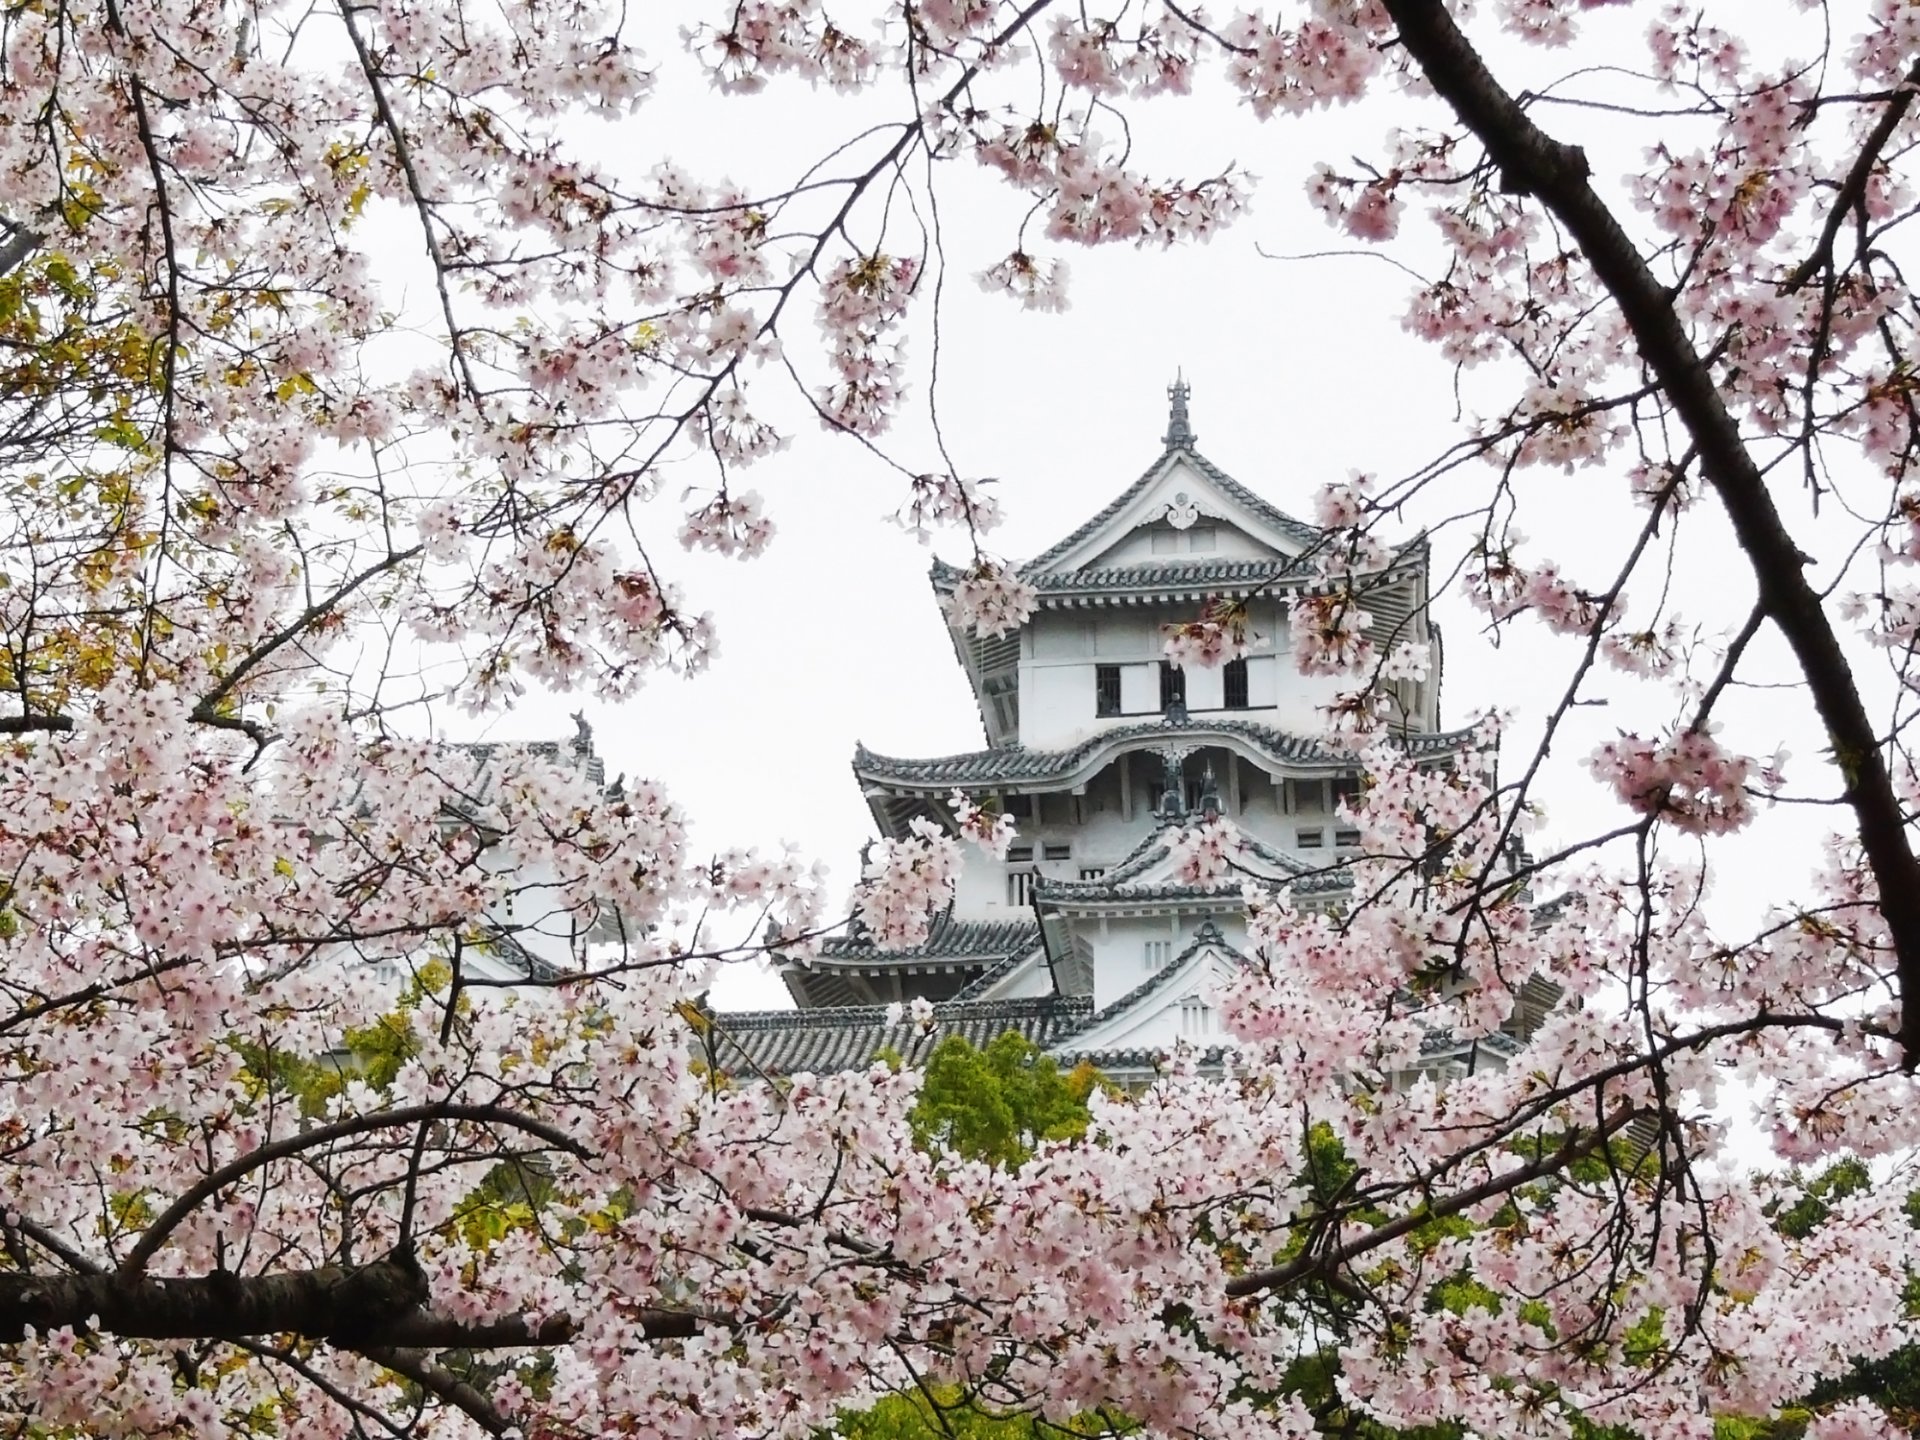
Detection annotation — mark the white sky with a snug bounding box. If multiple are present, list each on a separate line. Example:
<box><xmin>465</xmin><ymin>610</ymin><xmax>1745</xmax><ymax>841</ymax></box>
<box><xmin>440</xmin><ymin>3</ymin><xmax>1868</xmax><ymax>1011</ymax></box>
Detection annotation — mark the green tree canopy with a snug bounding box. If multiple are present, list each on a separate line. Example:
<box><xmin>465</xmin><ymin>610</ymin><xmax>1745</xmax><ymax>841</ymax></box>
<box><xmin>908</xmin><ymin>1031</ymin><xmax>1103</xmax><ymax>1169</ymax></box>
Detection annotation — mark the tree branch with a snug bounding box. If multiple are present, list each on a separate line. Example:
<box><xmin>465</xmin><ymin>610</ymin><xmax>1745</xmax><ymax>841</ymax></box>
<box><xmin>1379</xmin><ymin>0</ymin><xmax>1920</xmax><ymax>1063</ymax></box>
<box><xmin>353</xmin><ymin>1346</ymin><xmax>512</xmax><ymax>1436</ymax></box>
<box><xmin>121</xmin><ymin>1102</ymin><xmax>589</xmax><ymax>1277</ymax></box>
<box><xmin>0</xmin><ymin>1262</ymin><xmax>715</xmax><ymax>1349</ymax></box>
<box><xmin>1224</xmin><ymin>1102</ymin><xmax>1646</xmax><ymax>1299</ymax></box>
<box><xmin>1783</xmin><ymin>58</ymin><xmax>1920</xmax><ymax>292</ymax></box>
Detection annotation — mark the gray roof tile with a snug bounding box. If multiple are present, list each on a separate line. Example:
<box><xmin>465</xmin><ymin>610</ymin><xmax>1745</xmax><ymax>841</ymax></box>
<box><xmin>854</xmin><ymin>720</ymin><xmax>1468</xmax><ymax>789</ymax></box>
<box><xmin>814</xmin><ymin>914</ymin><xmax>1040</xmax><ymax>967</ymax></box>
<box><xmin>700</xmin><ymin>995</ymin><xmax>1093</xmax><ymax>1077</ymax></box>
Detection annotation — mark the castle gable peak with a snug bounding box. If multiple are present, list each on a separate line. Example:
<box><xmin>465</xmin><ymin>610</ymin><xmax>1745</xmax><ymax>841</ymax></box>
<box><xmin>1021</xmin><ymin>386</ymin><xmax>1322</xmax><ymax>585</ymax></box>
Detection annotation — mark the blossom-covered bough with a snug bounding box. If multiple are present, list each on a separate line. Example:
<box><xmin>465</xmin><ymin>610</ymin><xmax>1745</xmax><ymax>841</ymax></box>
<box><xmin>3</xmin><ymin>0</ymin><xmax>1920</xmax><ymax>1435</ymax></box>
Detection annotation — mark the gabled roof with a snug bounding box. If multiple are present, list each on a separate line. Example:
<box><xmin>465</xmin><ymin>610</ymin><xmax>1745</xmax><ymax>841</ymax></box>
<box><xmin>950</xmin><ymin>945</ymin><xmax>1043</xmax><ymax>1001</ymax></box>
<box><xmin>927</xmin><ymin>549</ymin><xmax>1432</xmax><ymax>599</ymax></box>
<box><xmin>1043</xmin><ymin>821</ymin><xmax>1309</xmax><ymax>890</ymax></box>
<box><xmin>1045</xmin><ymin>920</ymin><xmax>1243</xmax><ymax>1052</ymax></box>
<box><xmin>1029</xmin><ymin>823</ymin><xmax>1348</xmax><ymax>913</ymax></box>
<box><xmin>855</xmin><ymin>719</ymin><xmax>1471</xmax><ymax>791</ymax></box>
<box><xmin>1018</xmin><ymin>401</ymin><xmax>1324</xmax><ymax>580</ymax></box>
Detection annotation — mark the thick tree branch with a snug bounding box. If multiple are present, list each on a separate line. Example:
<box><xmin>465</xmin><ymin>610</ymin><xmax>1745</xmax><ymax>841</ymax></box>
<box><xmin>0</xmin><ymin>225</ymin><xmax>41</xmax><ymax>281</ymax></box>
<box><xmin>0</xmin><ymin>714</ymin><xmax>73</xmax><ymax>735</ymax></box>
<box><xmin>0</xmin><ymin>1262</ymin><xmax>712</xmax><ymax>1348</ymax></box>
<box><xmin>1381</xmin><ymin>0</ymin><xmax>1920</xmax><ymax>1062</ymax></box>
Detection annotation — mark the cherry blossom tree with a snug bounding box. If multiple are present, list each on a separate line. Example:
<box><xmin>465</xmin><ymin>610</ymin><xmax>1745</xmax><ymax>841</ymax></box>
<box><xmin>4</xmin><ymin>0</ymin><xmax>1920</xmax><ymax>1437</ymax></box>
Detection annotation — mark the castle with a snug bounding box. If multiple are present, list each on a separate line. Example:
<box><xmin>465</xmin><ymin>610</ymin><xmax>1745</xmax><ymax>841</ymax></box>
<box><xmin>705</xmin><ymin>383</ymin><xmax>1531</xmax><ymax>1085</ymax></box>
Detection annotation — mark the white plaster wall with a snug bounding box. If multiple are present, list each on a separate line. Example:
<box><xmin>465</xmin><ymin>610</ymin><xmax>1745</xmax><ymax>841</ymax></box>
<box><xmin>482</xmin><ymin>851</ymin><xmax>586</xmax><ymax>974</ymax></box>
<box><xmin>1016</xmin><ymin>599</ymin><xmax>1365</xmax><ymax>750</ymax></box>
<box><xmin>1087</xmin><ymin>519</ymin><xmax>1274</xmax><ymax>568</ymax></box>
<box><xmin>1021</xmin><ymin>662</ymin><xmax>1097</xmax><ymax>747</ymax></box>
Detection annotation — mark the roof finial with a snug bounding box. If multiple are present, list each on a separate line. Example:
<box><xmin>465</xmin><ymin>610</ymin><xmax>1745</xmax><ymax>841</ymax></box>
<box><xmin>1164</xmin><ymin>370</ymin><xmax>1195</xmax><ymax>449</ymax></box>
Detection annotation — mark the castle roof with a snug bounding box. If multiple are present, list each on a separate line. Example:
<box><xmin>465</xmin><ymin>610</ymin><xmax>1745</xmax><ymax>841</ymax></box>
<box><xmin>1016</xmin><ymin>437</ymin><xmax>1324</xmax><ymax>579</ymax></box>
<box><xmin>854</xmin><ymin>719</ymin><xmax>1470</xmax><ymax>793</ymax></box>
<box><xmin>694</xmin><ymin>995</ymin><xmax>1092</xmax><ymax>1078</ymax></box>
<box><xmin>815</xmin><ymin>913</ymin><xmax>1041</xmax><ymax>965</ymax></box>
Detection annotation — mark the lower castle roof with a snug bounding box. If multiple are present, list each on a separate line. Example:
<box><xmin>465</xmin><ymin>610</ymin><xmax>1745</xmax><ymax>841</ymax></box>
<box><xmin>696</xmin><ymin>995</ymin><xmax>1092</xmax><ymax>1078</ymax></box>
<box><xmin>854</xmin><ymin>719</ymin><xmax>1469</xmax><ymax>791</ymax></box>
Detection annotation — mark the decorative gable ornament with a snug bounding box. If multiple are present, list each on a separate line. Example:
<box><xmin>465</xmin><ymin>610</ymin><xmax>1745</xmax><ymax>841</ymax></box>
<box><xmin>1158</xmin><ymin>491</ymin><xmax>1204</xmax><ymax>530</ymax></box>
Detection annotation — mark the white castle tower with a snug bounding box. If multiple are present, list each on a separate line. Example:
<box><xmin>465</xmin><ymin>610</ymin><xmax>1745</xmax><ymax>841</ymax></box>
<box><xmin>716</xmin><ymin>383</ymin><xmax>1514</xmax><ymax>1084</ymax></box>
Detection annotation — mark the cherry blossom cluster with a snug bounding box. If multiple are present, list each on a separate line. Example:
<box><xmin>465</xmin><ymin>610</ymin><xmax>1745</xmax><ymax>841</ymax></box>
<box><xmin>1589</xmin><ymin>727</ymin><xmax>1756</xmax><ymax>835</ymax></box>
<box><xmin>949</xmin><ymin>789</ymin><xmax>1018</xmax><ymax>859</ymax></box>
<box><xmin>1163</xmin><ymin>596</ymin><xmax>1260</xmax><ymax>668</ymax></box>
<box><xmin>1169</xmin><ymin>814</ymin><xmax>1248</xmax><ymax>885</ymax></box>
<box><xmin>817</xmin><ymin>253</ymin><xmax>919</xmax><ymax>435</ymax></box>
<box><xmin>976</xmin><ymin>250</ymin><xmax>1073</xmax><ymax>311</ymax></box>
<box><xmin>1290</xmin><ymin>592</ymin><xmax>1376</xmax><ymax>674</ymax></box>
<box><xmin>945</xmin><ymin>557</ymin><xmax>1039</xmax><ymax>638</ymax></box>
<box><xmin>680</xmin><ymin>489</ymin><xmax>776</xmax><ymax>558</ymax></box>
<box><xmin>896</xmin><ymin>472</ymin><xmax>1004</xmax><ymax>542</ymax></box>
<box><xmin>852</xmin><ymin>818</ymin><xmax>964</xmax><ymax>948</ymax></box>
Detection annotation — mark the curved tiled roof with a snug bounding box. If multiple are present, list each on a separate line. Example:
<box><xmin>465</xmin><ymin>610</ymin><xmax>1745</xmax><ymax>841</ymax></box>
<box><xmin>1032</xmin><ymin>825</ymin><xmax>1312</xmax><ymax>903</ymax></box>
<box><xmin>1036</xmin><ymin>873</ymin><xmax>1348</xmax><ymax>907</ymax></box>
<box><xmin>814</xmin><ymin>914</ymin><xmax>1040</xmax><ymax>968</ymax></box>
<box><xmin>930</xmin><ymin>555</ymin><xmax>1309</xmax><ymax>596</ymax></box>
<box><xmin>702</xmin><ymin>995</ymin><xmax>1092</xmax><ymax>1077</ymax></box>
<box><xmin>854</xmin><ymin>720</ymin><xmax>1469</xmax><ymax>790</ymax></box>
<box><xmin>1419</xmin><ymin>1027</ymin><xmax>1525</xmax><ymax>1060</ymax></box>
<box><xmin>930</xmin><ymin>553</ymin><xmax>1433</xmax><ymax>603</ymax></box>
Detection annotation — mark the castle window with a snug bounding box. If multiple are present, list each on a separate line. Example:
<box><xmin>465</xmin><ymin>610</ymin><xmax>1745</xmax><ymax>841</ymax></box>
<box><xmin>1159</xmin><ymin>661</ymin><xmax>1185</xmax><ymax>711</ymax></box>
<box><xmin>1179</xmin><ymin>996</ymin><xmax>1212</xmax><ymax>1037</ymax></box>
<box><xmin>1223</xmin><ymin>657</ymin><xmax>1249</xmax><ymax>709</ymax></box>
<box><xmin>1144</xmin><ymin>940</ymin><xmax>1173</xmax><ymax>971</ymax></box>
<box><xmin>1332</xmin><ymin>775</ymin><xmax>1362</xmax><ymax>807</ymax></box>
<box><xmin>1335</xmin><ymin>828</ymin><xmax>1362</xmax><ymax>852</ymax></box>
<box><xmin>1007</xmin><ymin>871</ymin><xmax>1034</xmax><ymax>906</ymax></box>
<box><xmin>1095</xmin><ymin>664</ymin><xmax>1122</xmax><ymax>717</ymax></box>
<box><xmin>1297</xmin><ymin>827</ymin><xmax>1325</xmax><ymax>849</ymax></box>
<box><xmin>1043</xmin><ymin>843</ymin><xmax>1071</xmax><ymax>862</ymax></box>
<box><xmin>1005</xmin><ymin>795</ymin><xmax>1033</xmax><ymax>820</ymax></box>
<box><xmin>1006</xmin><ymin>845</ymin><xmax>1033</xmax><ymax>863</ymax></box>
<box><xmin>1078</xmin><ymin>866</ymin><xmax>1104</xmax><ymax>881</ymax></box>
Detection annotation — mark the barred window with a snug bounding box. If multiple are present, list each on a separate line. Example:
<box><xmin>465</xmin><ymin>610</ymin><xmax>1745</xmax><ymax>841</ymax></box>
<box><xmin>1223</xmin><ymin>657</ymin><xmax>1249</xmax><ymax>709</ymax></box>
